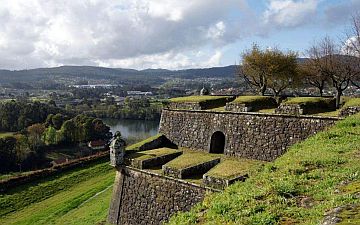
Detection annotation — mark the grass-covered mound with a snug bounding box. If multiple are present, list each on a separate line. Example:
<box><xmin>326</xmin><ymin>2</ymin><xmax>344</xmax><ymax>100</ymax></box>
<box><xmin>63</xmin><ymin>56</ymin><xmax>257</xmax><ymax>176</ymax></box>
<box><xmin>126</xmin><ymin>134</ymin><xmax>163</xmax><ymax>151</ymax></box>
<box><xmin>164</xmin><ymin>151</ymin><xmax>219</xmax><ymax>169</ymax></box>
<box><xmin>169</xmin><ymin>113</ymin><xmax>360</xmax><ymax>225</ymax></box>
<box><xmin>168</xmin><ymin>96</ymin><xmax>234</xmax><ymax>110</ymax></box>
<box><xmin>225</xmin><ymin>96</ymin><xmax>278</xmax><ymax>112</ymax></box>
<box><xmin>283</xmin><ymin>97</ymin><xmax>335</xmax><ymax>107</ymax></box>
<box><xmin>169</xmin><ymin>96</ymin><xmax>230</xmax><ymax>103</ymax></box>
<box><xmin>278</xmin><ymin>97</ymin><xmax>336</xmax><ymax>115</ymax></box>
<box><xmin>205</xmin><ymin>158</ymin><xmax>263</xmax><ymax>179</ymax></box>
<box><xmin>343</xmin><ymin>97</ymin><xmax>360</xmax><ymax>108</ymax></box>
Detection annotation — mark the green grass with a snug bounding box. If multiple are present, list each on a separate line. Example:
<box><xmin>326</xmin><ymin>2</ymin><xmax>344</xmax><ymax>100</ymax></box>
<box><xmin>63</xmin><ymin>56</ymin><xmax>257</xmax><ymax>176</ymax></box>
<box><xmin>169</xmin><ymin>113</ymin><xmax>360</xmax><ymax>225</ymax></box>
<box><xmin>314</xmin><ymin>109</ymin><xmax>341</xmax><ymax>117</ymax></box>
<box><xmin>126</xmin><ymin>134</ymin><xmax>162</xmax><ymax>151</ymax></box>
<box><xmin>0</xmin><ymin>132</ymin><xmax>14</xmax><ymax>138</ymax></box>
<box><xmin>0</xmin><ymin>159</ymin><xmax>115</xmax><ymax>225</ymax></box>
<box><xmin>129</xmin><ymin>148</ymin><xmax>181</xmax><ymax>161</ymax></box>
<box><xmin>232</xmin><ymin>96</ymin><xmax>274</xmax><ymax>104</ymax></box>
<box><xmin>284</xmin><ymin>97</ymin><xmax>332</xmax><ymax>105</ymax></box>
<box><xmin>343</xmin><ymin>97</ymin><xmax>360</xmax><ymax>108</ymax></box>
<box><xmin>164</xmin><ymin>150</ymin><xmax>220</xmax><ymax>169</ymax></box>
<box><xmin>205</xmin><ymin>158</ymin><xmax>264</xmax><ymax>179</ymax></box>
<box><xmin>169</xmin><ymin>96</ymin><xmax>229</xmax><ymax>103</ymax></box>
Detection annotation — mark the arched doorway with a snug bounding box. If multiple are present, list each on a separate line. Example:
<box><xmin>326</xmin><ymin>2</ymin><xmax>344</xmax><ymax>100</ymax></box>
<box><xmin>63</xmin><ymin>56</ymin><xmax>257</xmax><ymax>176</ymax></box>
<box><xmin>210</xmin><ymin>131</ymin><xmax>225</xmax><ymax>154</ymax></box>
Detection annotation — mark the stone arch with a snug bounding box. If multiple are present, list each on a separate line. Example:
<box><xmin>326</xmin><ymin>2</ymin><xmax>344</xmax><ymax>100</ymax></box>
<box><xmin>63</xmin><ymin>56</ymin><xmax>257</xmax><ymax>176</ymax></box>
<box><xmin>209</xmin><ymin>131</ymin><xmax>225</xmax><ymax>154</ymax></box>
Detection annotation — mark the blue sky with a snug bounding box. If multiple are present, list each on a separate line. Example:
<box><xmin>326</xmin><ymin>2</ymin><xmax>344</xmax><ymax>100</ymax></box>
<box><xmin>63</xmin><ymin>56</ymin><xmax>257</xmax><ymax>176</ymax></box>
<box><xmin>0</xmin><ymin>0</ymin><xmax>359</xmax><ymax>70</ymax></box>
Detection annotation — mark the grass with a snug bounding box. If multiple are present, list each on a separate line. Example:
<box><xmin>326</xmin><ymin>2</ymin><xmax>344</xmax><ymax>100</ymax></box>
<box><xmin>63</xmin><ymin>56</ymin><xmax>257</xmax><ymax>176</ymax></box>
<box><xmin>169</xmin><ymin>96</ymin><xmax>230</xmax><ymax>103</ymax></box>
<box><xmin>169</xmin><ymin>113</ymin><xmax>360</xmax><ymax>225</ymax></box>
<box><xmin>0</xmin><ymin>132</ymin><xmax>14</xmax><ymax>138</ymax></box>
<box><xmin>128</xmin><ymin>147</ymin><xmax>181</xmax><ymax>161</ymax></box>
<box><xmin>314</xmin><ymin>109</ymin><xmax>341</xmax><ymax>117</ymax></box>
<box><xmin>232</xmin><ymin>96</ymin><xmax>274</xmax><ymax>104</ymax></box>
<box><xmin>126</xmin><ymin>134</ymin><xmax>162</xmax><ymax>151</ymax></box>
<box><xmin>343</xmin><ymin>97</ymin><xmax>360</xmax><ymax>108</ymax></box>
<box><xmin>164</xmin><ymin>150</ymin><xmax>220</xmax><ymax>169</ymax></box>
<box><xmin>284</xmin><ymin>97</ymin><xmax>333</xmax><ymax>105</ymax></box>
<box><xmin>205</xmin><ymin>158</ymin><xmax>264</xmax><ymax>179</ymax></box>
<box><xmin>0</xmin><ymin>159</ymin><xmax>115</xmax><ymax>225</ymax></box>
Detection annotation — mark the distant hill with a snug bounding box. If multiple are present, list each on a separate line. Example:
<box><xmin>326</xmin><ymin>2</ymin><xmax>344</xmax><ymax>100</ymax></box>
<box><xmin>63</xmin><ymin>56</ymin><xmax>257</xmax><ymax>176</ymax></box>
<box><xmin>0</xmin><ymin>65</ymin><xmax>237</xmax><ymax>84</ymax></box>
<box><xmin>0</xmin><ymin>58</ymin><xmax>309</xmax><ymax>85</ymax></box>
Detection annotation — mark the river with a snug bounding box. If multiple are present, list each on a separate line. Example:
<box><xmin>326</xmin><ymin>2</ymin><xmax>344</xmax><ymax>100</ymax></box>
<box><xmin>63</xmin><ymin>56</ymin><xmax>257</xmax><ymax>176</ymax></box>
<box><xmin>102</xmin><ymin>119</ymin><xmax>160</xmax><ymax>140</ymax></box>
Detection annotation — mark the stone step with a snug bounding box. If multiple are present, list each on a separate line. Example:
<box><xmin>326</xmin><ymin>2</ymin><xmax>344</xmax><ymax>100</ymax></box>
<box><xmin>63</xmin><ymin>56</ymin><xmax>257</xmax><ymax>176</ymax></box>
<box><xmin>162</xmin><ymin>151</ymin><xmax>221</xmax><ymax>179</ymax></box>
<box><xmin>129</xmin><ymin>148</ymin><xmax>183</xmax><ymax>169</ymax></box>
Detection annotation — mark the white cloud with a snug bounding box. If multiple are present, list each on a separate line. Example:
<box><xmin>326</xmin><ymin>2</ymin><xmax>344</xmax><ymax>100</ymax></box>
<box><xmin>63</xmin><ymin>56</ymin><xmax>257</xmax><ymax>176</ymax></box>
<box><xmin>0</xmin><ymin>0</ymin><xmax>249</xmax><ymax>69</ymax></box>
<box><xmin>263</xmin><ymin>0</ymin><xmax>318</xmax><ymax>28</ymax></box>
<box><xmin>95</xmin><ymin>49</ymin><xmax>224</xmax><ymax>70</ymax></box>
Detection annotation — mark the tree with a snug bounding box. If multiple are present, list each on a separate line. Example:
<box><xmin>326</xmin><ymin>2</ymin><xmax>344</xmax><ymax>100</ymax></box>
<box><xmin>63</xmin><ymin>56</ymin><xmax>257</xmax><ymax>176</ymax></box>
<box><xmin>51</xmin><ymin>113</ymin><xmax>65</xmax><ymax>130</ymax></box>
<box><xmin>61</xmin><ymin>120</ymin><xmax>77</xmax><ymax>144</ymax></box>
<box><xmin>344</xmin><ymin>13</ymin><xmax>360</xmax><ymax>88</ymax></box>
<box><xmin>300</xmin><ymin>58</ymin><xmax>329</xmax><ymax>97</ymax></box>
<box><xmin>239</xmin><ymin>44</ymin><xmax>299</xmax><ymax>96</ymax></box>
<box><xmin>308</xmin><ymin>37</ymin><xmax>360</xmax><ymax>108</ymax></box>
<box><xmin>44</xmin><ymin>126</ymin><xmax>57</xmax><ymax>145</ymax></box>
<box><xmin>0</xmin><ymin>136</ymin><xmax>17</xmax><ymax>172</ymax></box>
<box><xmin>27</xmin><ymin>123</ymin><xmax>45</xmax><ymax>152</ymax></box>
<box><xmin>239</xmin><ymin>44</ymin><xmax>268</xmax><ymax>95</ymax></box>
<box><xmin>266</xmin><ymin>49</ymin><xmax>299</xmax><ymax>97</ymax></box>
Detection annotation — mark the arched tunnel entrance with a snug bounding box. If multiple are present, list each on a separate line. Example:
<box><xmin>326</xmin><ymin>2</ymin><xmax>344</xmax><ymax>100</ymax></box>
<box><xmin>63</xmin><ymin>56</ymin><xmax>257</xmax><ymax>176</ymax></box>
<box><xmin>209</xmin><ymin>131</ymin><xmax>225</xmax><ymax>154</ymax></box>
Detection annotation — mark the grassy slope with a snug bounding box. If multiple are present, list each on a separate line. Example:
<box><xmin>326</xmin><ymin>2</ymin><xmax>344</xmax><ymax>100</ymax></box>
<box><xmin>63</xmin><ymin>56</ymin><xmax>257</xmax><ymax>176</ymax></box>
<box><xmin>170</xmin><ymin>96</ymin><xmax>229</xmax><ymax>103</ymax></box>
<box><xmin>0</xmin><ymin>132</ymin><xmax>14</xmax><ymax>138</ymax></box>
<box><xmin>0</xmin><ymin>160</ymin><xmax>115</xmax><ymax>225</ymax></box>
<box><xmin>169</xmin><ymin>113</ymin><xmax>360</xmax><ymax>225</ymax></box>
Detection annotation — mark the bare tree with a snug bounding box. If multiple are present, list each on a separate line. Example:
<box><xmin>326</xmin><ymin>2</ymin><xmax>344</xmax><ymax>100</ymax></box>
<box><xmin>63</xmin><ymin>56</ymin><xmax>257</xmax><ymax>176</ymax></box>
<box><xmin>308</xmin><ymin>37</ymin><xmax>359</xmax><ymax>108</ymax></box>
<box><xmin>300</xmin><ymin>49</ymin><xmax>329</xmax><ymax>97</ymax></box>
<box><xmin>344</xmin><ymin>13</ymin><xmax>360</xmax><ymax>88</ymax></box>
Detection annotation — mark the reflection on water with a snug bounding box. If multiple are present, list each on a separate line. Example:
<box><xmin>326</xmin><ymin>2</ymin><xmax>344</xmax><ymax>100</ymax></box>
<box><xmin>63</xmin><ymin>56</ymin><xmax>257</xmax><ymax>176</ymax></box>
<box><xmin>102</xmin><ymin>118</ymin><xmax>160</xmax><ymax>139</ymax></box>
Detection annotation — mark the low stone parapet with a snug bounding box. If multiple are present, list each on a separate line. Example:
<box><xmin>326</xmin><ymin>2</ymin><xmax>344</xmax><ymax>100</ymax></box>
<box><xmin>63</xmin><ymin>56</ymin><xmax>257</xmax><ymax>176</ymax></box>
<box><xmin>339</xmin><ymin>106</ymin><xmax>360</xmax><ymax>117</ymax></box>
<box><xmin>130</xmin><ymin>149</ymin><xmax>182</xmax><ymax>169</ymax></box>
<box><xmin>275</xmin><ymin>104</ymin><xmax>304</xmax><ymax>115</ymax></box>
<box><xmin>162</xmin><ymin>158</ymin><xmax>220</xmax><ymax>179</ymax></box>
<box><xmin>203</xmin><ymin>173</ymin><xmax>247</xmax><ymax>189</ymax></box>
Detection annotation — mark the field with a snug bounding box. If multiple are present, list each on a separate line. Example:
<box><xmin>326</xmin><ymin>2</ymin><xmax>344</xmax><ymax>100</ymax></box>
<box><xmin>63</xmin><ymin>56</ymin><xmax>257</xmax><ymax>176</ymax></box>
<box><xmin>0</xmin><ymin>159</ymin><xmax>115</xmax><ymax>225</ymax></box>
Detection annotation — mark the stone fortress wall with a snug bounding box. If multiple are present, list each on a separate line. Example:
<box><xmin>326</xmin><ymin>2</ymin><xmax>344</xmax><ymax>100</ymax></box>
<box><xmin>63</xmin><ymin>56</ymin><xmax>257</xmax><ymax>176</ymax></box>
<box><xmin>109</xmin><ymin>106</ymin><xmax>342</xmax><ymax>224</ymax></box>
<box><xmin>108</xmin><ymin>167</ymin><xmax>214</xmax><ymax>225</ymax></box>
<box><xmin>159</xmin><ymin>109</ymin><xmax>339</xmax><ymax>161</ymax></box>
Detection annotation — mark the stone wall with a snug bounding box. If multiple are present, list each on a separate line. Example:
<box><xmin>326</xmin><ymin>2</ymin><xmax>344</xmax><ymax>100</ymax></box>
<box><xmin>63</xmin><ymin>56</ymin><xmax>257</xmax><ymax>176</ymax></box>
<box><xmin>339</xmin><ymin>106</ymin><xmax>360</xmax><ymax>117</ymax></box>
<box><xmin>159</xmin><ymin>109</ymin><xmax>339</xmax><ymax>161</ymax></box>
<box><xmin>108</xmin><ymin>167</ymin><xmax>214</xmax><ymax>225</ymax></box>
<box><xmin>166</xmin><ymin>102</ymin><xmax>202</xmax><ymax>110</ymax></box>
<box><xmin>275</xmin><ymin>104</ymin><xmax>304</xmax><ymax>115</ymax></box>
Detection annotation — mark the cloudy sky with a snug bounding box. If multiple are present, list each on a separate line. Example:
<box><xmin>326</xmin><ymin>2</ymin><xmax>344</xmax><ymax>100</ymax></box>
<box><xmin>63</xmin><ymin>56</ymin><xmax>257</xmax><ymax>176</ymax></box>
<box><xmin>0</xmin><ymin>0</ymin><xmax>359</xmax><ymax>70</ymax></box>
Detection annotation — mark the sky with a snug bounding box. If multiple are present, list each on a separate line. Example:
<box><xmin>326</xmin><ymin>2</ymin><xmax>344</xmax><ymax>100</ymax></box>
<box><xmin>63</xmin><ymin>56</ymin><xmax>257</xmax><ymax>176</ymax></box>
<box><xmin>0</xmin><ymin>0</ymin><xmax>359</xmax><ymax>70</ymax></box>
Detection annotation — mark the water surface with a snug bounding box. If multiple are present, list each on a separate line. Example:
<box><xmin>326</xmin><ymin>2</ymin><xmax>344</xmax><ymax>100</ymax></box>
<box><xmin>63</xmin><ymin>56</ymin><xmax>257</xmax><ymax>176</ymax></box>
<box><xmin>103</xmin><ymin>118</ymin><xmax>159</xmax><ymax>139</ymax></box>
